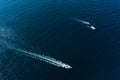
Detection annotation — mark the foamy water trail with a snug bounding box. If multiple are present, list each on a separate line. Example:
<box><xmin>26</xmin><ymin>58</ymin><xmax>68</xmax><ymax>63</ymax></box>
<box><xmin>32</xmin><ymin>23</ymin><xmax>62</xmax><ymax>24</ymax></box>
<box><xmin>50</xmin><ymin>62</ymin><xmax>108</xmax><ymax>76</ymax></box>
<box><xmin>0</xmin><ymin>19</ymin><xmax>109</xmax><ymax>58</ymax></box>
<box><xmin>0</xmin><ymin>26</ymin><xmax>72</xmax><ymax>69</ymax></box>
<box><xmin>72</xmin><ymin>18</ymin><xmax>90</xmax><ymax>25</ymax></box>
<box><xmin>72</xmin><ymin>18</ymin><xmax>96</xmax><ymax>30</ymax></box>
<box><xmin>13</xmin><ymin>48</ymin><xmax>72</xmax><ymax>69</ymax></box>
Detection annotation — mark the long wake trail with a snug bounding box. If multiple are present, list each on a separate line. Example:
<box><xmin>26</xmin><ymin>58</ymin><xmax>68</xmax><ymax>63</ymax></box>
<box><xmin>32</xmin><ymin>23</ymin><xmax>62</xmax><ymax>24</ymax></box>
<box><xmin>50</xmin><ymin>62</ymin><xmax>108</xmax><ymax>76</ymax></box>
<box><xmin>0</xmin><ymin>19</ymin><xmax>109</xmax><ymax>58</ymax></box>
<box><xmin>0</xmin><ymin>27</ymin><xmax>72</xmax><ymax>69</ymax></box>
<box><xmin>12</xmin><ymin>48</ymin><xmax>72</xmax><ymax>69</ymax></box>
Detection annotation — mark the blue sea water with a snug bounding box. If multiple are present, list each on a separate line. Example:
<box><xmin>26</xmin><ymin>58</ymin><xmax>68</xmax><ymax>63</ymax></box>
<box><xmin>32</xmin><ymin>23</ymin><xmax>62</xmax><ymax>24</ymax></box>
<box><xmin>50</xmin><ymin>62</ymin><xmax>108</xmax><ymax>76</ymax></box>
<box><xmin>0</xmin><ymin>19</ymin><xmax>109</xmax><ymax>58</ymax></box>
<box><xmin>0</xmin><ymin>0</ymin><xmax>120</xmax><ymax>80</ymax></box>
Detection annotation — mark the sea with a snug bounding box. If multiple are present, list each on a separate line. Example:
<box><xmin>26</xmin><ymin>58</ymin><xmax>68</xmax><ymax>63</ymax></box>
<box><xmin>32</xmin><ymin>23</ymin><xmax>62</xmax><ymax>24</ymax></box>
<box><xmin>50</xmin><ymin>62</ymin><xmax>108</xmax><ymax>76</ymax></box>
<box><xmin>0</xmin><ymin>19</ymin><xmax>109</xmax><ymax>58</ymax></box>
<box><xmin>0</xmin><ymin>0</ymin><xmax>120</xmax><ymax>80</ymax></box>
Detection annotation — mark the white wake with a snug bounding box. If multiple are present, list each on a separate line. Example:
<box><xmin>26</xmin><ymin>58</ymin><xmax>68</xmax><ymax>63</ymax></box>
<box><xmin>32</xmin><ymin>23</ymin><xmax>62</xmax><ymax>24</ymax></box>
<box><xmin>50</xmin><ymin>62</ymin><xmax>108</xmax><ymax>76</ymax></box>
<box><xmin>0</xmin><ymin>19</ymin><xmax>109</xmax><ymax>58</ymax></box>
<box><xmin>14</xmin><ymin>48</ymin><xmax>72</xmax><ymax>69</ymax></box>
<box><xmin>0</xmin><ymin>26</ymin><xmax>72</xmax><ymax>69</ymax></box>
<box><xmin>72</xmin><ymin>18</ymin><xmax>96</xmax><ymax>30</ymax></box>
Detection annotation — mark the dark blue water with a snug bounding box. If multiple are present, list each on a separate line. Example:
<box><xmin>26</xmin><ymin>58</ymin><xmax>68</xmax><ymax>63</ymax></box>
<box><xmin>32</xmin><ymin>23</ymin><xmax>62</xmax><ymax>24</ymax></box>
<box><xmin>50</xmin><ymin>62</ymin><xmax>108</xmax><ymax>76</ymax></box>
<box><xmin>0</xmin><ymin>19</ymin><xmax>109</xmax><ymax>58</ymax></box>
<box><xmin>0</xmin><ymin>0</ymin><xmax>120</xmax><ymax>80</ymax></box>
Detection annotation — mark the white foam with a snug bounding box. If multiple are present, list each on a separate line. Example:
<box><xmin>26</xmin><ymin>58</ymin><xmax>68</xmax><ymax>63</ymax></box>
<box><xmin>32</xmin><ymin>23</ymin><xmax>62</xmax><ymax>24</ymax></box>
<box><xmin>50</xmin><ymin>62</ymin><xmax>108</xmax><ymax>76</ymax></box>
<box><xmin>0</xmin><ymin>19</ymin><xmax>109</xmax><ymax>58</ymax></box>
<box><xmin>15</xmin><ymin>48</ymin><xmax>72</xmax><ymax>69</ymax></box>
<box><xmin>72</xmin><ymin>18</ymin><xmax>90</xmax><ymax>25</ymax></box>
<box><xmin>72</xmin><ymin>18</ymin><xmax>96</xmax><ymax>30</ymax></box>
<box><xmin>0</xmin><ymin>26</ymin><xmax>72</xmax><ymax>69</ymax></box>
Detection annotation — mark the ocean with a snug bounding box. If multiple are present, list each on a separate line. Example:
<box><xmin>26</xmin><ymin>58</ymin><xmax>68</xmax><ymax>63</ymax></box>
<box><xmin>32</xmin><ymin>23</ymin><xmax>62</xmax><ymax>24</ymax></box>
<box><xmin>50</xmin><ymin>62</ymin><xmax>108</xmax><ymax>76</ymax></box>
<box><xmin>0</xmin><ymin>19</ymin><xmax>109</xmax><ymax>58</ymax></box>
<box><xmin>0</xmin><ymin>0</ymin><xmax>120</xmax><ymax>80</ymax></box>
